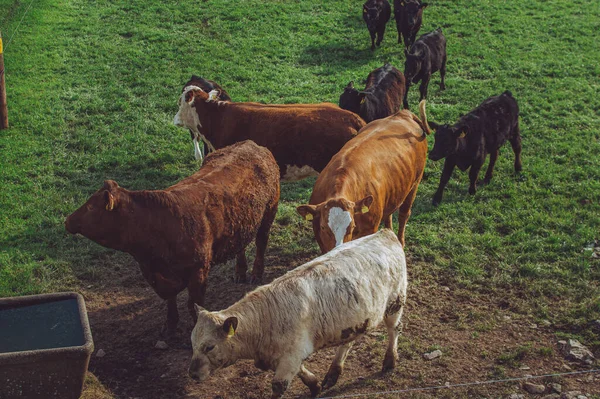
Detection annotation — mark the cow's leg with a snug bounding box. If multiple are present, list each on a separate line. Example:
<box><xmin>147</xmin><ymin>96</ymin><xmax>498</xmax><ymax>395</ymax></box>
<box><xmin>271</xmin><ymin>358</ymin><xmax>301</xmax><ymax>399</ymax></box>
<box><xmin>440</xmin><ymin>55</ymin><xmax>447</xmax><ymax>90</ymax></box>
<box><xmin>510</xmin><ymin>124</ymin><xmax>523</xmax><ymax>172</ymax></box>
<box><xmin>419</xmin><ymin>75</ymin><xmax>430</xmax><ymax>101</ymax></box>
<box><xmin>384</xmin><ymin>213</ymin><xmax>393</xmax><ymax>230</ymax></box>
<box><xmin>483</xmin><ymin>149</ymin><xmax>499</xmax><ymax>184</ymax></box>
<box><xmin>397</xmin><ymin>183</ymin><xmax>420</xmax><ymax>247</ymax></box>
<box><xmin>468</xmin><ymin>158</ymin><xmax>484</xmax><ymax>195</ymax></box>
<box><xmin>382</xmin><ymin>302</ymin><xmax>405</xmax><ymax>371</ymax></box>
<box><xmin>192</xmin><ymin>137</ymin><xmax>203</xmax><ymax>162</ymax></box>
<box><xmin>298</xmin><ymin>364</ymin><xmax>322</xmax><ymax>397</ymax></box>
<box><xmin>433</xmin><ymin>158</ymin><xmax>456</xmax><ymax>206</ymax></box>
<box><xmin>161</xmin><ymin>297</ymin><xmax>179</xmax><ymax>337</ymax></box>
<box><xmin>370</xmin><ymin>31</ymin><xmax>376</xmax><ymax>50</ymax></box>
<box><xmin>403</xmin><ymin>83</ymin><xmax>411</xmax><ymax>109</ymax></box>
<box><xmin>251</xmin><ymin>202</ymin><xmax>278</xmax><ymax>284</ymax></box>
<box><xmin>396</xmin><ymin>24</ymin><xmax>402</xmax><ymax>44</ymax></box>
<box><xmin>376</xmin><ymin>25</ymin><xmax>386</xmax><ymax>47</ymax></box>
<box><xmin>187</xmin><ymin>267</ymin><xmax>209</xmax><ymax>324</ymax></box>
<box><xmin>322</xmin><ymin>342</ymin><xmax>353</xmax><ymax>390</ymax></box>
<box><xmin>234</xmin><ymin>251</ymin><xmax>248</xmax><ymax>284</ymax></box>
<box><xmin>403</xmin><ymin>32</ymin><xmax>411</xmax><ymax>49</ymax></box>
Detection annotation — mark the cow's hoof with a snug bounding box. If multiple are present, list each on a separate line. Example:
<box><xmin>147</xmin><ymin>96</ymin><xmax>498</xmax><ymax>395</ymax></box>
<box><xmin>322</xmin><ymin>370</ymin><xmax>340</xmax><ymax>390</ymax></box>
<box><xmin>381</xmin><ymin>352</ymin><xmax>396</xmax><ymax>371</ymax></box>
<box><xmin>160</xmin><ymin>323</ymin><xmax>179</xmax><ymax>339</ymax></box>
<box><xmin>308</xmin><ymin>382</ymin><xmax>322</xmax><ymax>398</ymax></box>
<box><xmin>432</xmin><ymin>197</ymin><xmax>441</xmax><ymax>206</ymax></box>
<box><xmin>469</xmin><ymin>187</ymin><xmax>477</xmax><ymax>195</ymax></box>
<box><xmin>248</xmin><ymin>275</ymin><xmax>263</xmax><ymax>285</ymax></box>
<box><xmin>233</xmin><ymin>274</ymin><xmax>247</xmax><ymax>284</ymax></box>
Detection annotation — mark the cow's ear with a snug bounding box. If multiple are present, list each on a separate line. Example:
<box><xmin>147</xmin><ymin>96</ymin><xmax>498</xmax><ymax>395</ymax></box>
<box><xmin>420</xmin><ymin>3</ymin><xmax>429</xmax><ymax>9</ymax></box>
<box><xmin>297</xmin><ymin>205</ymin><xmax>317</xmax><ymax>221</ymax></box>
<box><xmin>346</xmin><ymin>81</ymin><xmax>354</xmax><ymax>89</ymax></box>
<box><xmin>194</xmin><ymin>304</ymin><xmax>206</xmax><ymax>316</ymax></box>
<box><xmin>363</xmin><ymin>6</ymin><xmax>368</xmax><ymax>13</ymax></box>
<box><xmin>404</xmin><ymin>48</ymin><xmax>409</xmax><ymax>57</ymax></box>
<box><xmin>104</xmin><ymin>190</ymin><xmax>116</xmax><ymax>211</ymax></box>
<box><xmin>355</xmin><ymin>195</ymin><xmax>374</xmax><ymax>214</ymax></box>
<box><xmin>207</xmin><ymin>89</ymin><xmax>220</xmax><ymax>102</ymax></box>
<box><xmin>428</xmin><ymin>121</ymin><xmax>439</xmax><ymax>130</ymax></box>
<box><xmin>223</xmin><ymin>317</ymin><xmax>238</xmax><ymax>338</ymax></box>
<box><xmin>456</xmin><ymin>126</ymin><xmax>468</xmax><ymax>138</ymax></box>
<box><xmin>359</xmin><ymin>92</ymin><xmax>367</xmax><ymax>104</ymax></box>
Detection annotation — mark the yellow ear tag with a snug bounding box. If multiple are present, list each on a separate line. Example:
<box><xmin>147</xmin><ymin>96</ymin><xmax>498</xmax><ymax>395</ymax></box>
<box><xmin>401</xmin><ymin>1</ymin><xmax>405</xmax><ymax>5</ymax></box>
<box><xmin>361</xmin><ymin>205</ymin><xmax>369</xmax><ymax>214</ymax></box>
<box><xmin>458</xmin><ymin>131</ymin><xmax>466</xmax><ymax>139</ymax></box>
<box><xmin>360</xmin><ymin>97</ymin><xmax>366</xmax><ymax>104</ymax></box>
<box><xmin>305</xmin><ymin>214</ymin><xmax>313</xmax><ymax>221</ymax></box>
<box><xmin>105</xmin><ymin>203</ymin><xmax>113</xmax><ymax>211</ymax></box>
<box><xmin>227</xmin><ymin>324</ymin><xmax>235</xmax><ymax>338</ymax></box>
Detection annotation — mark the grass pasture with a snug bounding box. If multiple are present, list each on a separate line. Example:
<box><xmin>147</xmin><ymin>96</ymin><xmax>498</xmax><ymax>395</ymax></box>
<box><xmin>1</xmin><ymin>0</ymin><xmax>600</xmax><ymax>397</ymax></box>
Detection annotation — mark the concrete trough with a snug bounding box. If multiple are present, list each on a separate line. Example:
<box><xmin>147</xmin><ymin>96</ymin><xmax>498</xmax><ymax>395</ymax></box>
<box><xmin>0</xmin><ymin>292</ymin><xmax>94</xmax><ymax>399</ymax></box>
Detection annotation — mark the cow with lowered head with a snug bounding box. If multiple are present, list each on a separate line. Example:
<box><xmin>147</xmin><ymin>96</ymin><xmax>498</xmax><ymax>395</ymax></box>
<box><xmin>363</xmin><ymin>0</ymin><xmax>392</xmax><ymax>50</ymax></box>
<box><xmin>189</xmin><ymin>229</ymin><xmax>408</xmax><ymax>398</ymax></box>
<box><xmin>394</xmin><ymin>0</ymin><xmax>428</xmax><ymax>49</ymax></box>
<box><xmin>428</xmin><ymin>91</ymin><xmax>522</xmax><ymax>205</ymax></box>
<box><xmin>297</xmin><ymin>101</ymin><xmax>430</xmax><ymax>253</ymax></box>
<box><xmin>182</xmin><ymin>75</ymin><xmax>231</xmax><ymax>162</ymax></box>
<box><xmin>65</xmin><ymin>141</ymin><xmax>280</xmax><ymax>336</ymax></box>
<box><xmin>403</xmin><ymin>28</ymin><xmax>446</xmax><ymax>108</ymax></box>
<box><xmin>339</xmin><ymin>63</ymin><xmax>406</xmax><ymax>123</ymax></box>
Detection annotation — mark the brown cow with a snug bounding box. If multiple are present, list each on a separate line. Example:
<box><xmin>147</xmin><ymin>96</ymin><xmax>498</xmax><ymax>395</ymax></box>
<box><xmin>297</xmin><ymin>101</ymin><xmax>430</xmax><ymax>253</ymax></box>
<box><xmin>173</xmin><ymin>85</ymin><xmax>366</xmax><ymax>181</ymax></box>
<box><xmin>65</xmin><ymin>141</ymin><xmax>280</xmax><ymax>335</ymax></box>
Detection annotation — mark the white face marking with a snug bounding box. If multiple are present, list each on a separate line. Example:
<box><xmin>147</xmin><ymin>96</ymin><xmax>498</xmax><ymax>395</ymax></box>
<box><xmin>328</xmin><ymin>207</ymin><xmax>352</xmax><ymax>247</ymax></box>
<box><xmin>207</xmin><ymin>89</ymin><xmax>219</xmax><ymax>102</ymax></box>
<box><xmin>282</xmin><ymin>165</ymin><xmax>319</xmax><ymax>182</ymax></box>
<box><xmin>174</xmin><ymin>85</ymin><xmax>217</xmax><ymax>158</ymax></box>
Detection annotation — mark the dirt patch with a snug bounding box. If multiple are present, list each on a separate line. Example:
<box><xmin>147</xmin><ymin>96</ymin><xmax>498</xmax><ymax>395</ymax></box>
<box><xmin>80</xmin><ymin>253</ymin><xmax>600</xmax><ymax>399</ymax></box>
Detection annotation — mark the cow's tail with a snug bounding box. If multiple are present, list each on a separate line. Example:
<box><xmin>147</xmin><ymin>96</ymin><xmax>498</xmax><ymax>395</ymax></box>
<box><xmin>414</xmin><ymin>100</ymin><xmax>431</xmax><ymax>135</ymax></box>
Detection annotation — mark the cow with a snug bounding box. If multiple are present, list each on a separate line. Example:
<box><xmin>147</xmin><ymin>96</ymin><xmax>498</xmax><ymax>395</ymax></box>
<box><xmin>173</xmin><ymin>84</ymin><xmax>366</xmax><ymax>182</ymax></box>
<box><xmin>188</xmin><ymin>229</ymin><xmax>408</xmax><ymax>399</ymax></box>
<box><xmin>394</xmin><ymin>0</ymin><xmax>428</xmax><ymax>49</ymax></box>
<box><xmin>296</xmin><ymin>101</ymin><xmax>430</xmax><ymax>253</ymax></box>
<box><xmin>428</xmin><ymin>91</ymin><xmax>522</xmax><ymax>205</ymax></box>
<box><xmin>338</xmin><ymin>63</ymin><xmax>406</xmax><ymax>123</ymax></box>
<box><xmin>403</xmin><ymin>28</ymin><xmax>446</xmax><ymax>109</ymax></box>
<box><xmin>65</xmin><ymin>141</ymin><xmax>280</xmax><ymax>336</ymax></box>
<box><xmin>182</xmin><ymin>75</ymin><xmax>232</xmax><ymax>162</ymax></box>
<box><xmin>363</xmin><ymin>0</ymin><xmax>392</xmax><ymax>50</ymax></box>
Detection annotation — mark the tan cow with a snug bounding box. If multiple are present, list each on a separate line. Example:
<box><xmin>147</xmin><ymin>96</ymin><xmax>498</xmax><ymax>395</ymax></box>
<box><xmin>188</xmin><ymin>229</ymin><xmax>407</xmax><ymax>398</ymax></box>
<box><xmin>297</xmin><ymin>101</ymin><xmax>430</xmax><ymax>253</ymax></box>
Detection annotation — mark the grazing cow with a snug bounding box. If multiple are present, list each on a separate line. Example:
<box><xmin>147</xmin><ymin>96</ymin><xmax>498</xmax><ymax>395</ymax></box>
<box><xmin>182</xmin><ymin>75</ymin><xmax>232</xmax><ymax>162</ymax></box>
<box><xmin>363</xmin><ymin>0</ymin><xmax>392</xmax><ymax>50</ymax></box>
<box><xmin>173</xmin><ymin>84</ymin><xmax>366</xmax><ymax>182</ymax></box>
<box><xmin>297</xmin><ymin>101</ymin><xmax>430</xmax><ymax>253</ymax></box>
<box><xmin>394</xmin><ymin>0</ymin><xmax>428</xmax><ymax>49</ymax></box>
<box><xmin>188</xmin><ymin>229</ymin><xmax>408</xmax><ymax>398</ymax></box>
<box><xmin>428</xmin><ymin>91</ymin><xmax>522</xmax><ymax>205</ymax></box>
<box><xmin>339</xmin><ymin>63</ymin><xmax>406</xmax><ymax>123</ymax></box>
<box><xmin>403</xmin><ymin>28</ymin><xmax>446</xmax><ymax>108</ymax></box>
<box><xmin>65</xmin><ymin>141</ymin><xmax>280</xmax><ymax>335</ymax></box>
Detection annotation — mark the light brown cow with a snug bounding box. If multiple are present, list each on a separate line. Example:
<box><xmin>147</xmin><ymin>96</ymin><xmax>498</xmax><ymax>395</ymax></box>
<box><xmin>188</xmin><ymin>229</ymin><xmax>408</xmax><ymax>398</ymax></box>
<box><xmin>65</xmin><ymin>141</ymin><xmax>280</xmax><ymax>335</ymax></box>
<box><xmin>173</xmin><ymin>84</ymin><xmax>366</xmax><ymax>181</ymax></box>
<box><xmin>297</xmin><ymin>101</ymin><xmax>430</xmax><ymax>253</ymax></box>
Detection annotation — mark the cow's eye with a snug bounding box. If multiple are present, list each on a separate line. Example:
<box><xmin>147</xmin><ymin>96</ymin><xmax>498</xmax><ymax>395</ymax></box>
<box><xmin>205</xmin><ymin>345</ymin><xmax>215</xmax><ymax>353</ymax></box>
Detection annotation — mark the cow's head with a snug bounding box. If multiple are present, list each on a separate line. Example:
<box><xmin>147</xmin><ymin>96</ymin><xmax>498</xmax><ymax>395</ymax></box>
<box><xmin>428</xmin><ymin>121</ymin><xmax>468</xmax><ymax>161</ymax></box>
<box><xmin>65</xmin><ymin>180</ymin><xmax>132</xmax><ymax>251</ymax></box>
<box><xmin>189</xmin><ymin>308</ymin><xmax>239</xmax><ymax>382</ymax></box>
<box><xmin>339</xmin><ymin>81</ymin><xmax>365</xmax><ymax>115</ymax></box>
<box><xmin>404</xmin><ymin>48</ymin><xmax>424</xmax><ymax>83</ymax></box>
<box><xmin>173</xmin><ymin>85</ymin><xmax>212</xmax><ymax>130</ymax></box>
<box><xmin>363</xmin><ymin>3</ymin><xmax>382</xmax><ymax>31</ymax></box>
<box><xmin>404</xmin><ymin>0</ymin><xmax>428</xmax><ymax>28</ymax></box>
<box><xmin>297</xmin><ymin>196</ymin><xmax>373</xmax><ymax>253</ymax></box>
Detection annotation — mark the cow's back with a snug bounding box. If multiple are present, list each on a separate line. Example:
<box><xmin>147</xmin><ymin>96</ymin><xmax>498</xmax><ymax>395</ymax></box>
<box><xmin>168</xmin><ymin>140</ymin><xmax>280</xmax><ymax>264</ymax></box>
<box><xmin>311</xmin><ymin>110</ymin><xmax>428</xmax><ymax>213</ymax></box>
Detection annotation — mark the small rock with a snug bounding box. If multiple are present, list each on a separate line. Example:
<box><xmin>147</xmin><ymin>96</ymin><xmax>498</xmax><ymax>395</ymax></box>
<box><xmin>558</xmin><ymin>340</ymin><xmax>567</xmax><ymax>346</ymax></box>
<box><xmin>519</xmin><ymin>365</ymin><xmax>531</xmax><ymax>370</ymax></box>
<box><xmin>423</xmin><ymin>349</ymin><xmax>442</xmax><ymax>360</ymax></box>
<box><xmin>523</xmin><ymin>382</ymin><xmax>546</xmax><ymax>394</ymax></box>
<box><xmin>550</xmin><ymin>383</ymin><xmax>562</xmax><ymax>393</ymax></box>
<box><xmin>530</xmin><ymin>323</ymin><xmax>538</xmax><ymax>329</ymax></box>
<box><xmin>541</xmin><ymin>320</ymin><xmax>552</xmax><ymax>327</ymax></box>
<box><xmin>444</xmin><ymin>381</ymin><xmax>450</xmax><ymax>387</ymax></box>
<box><xmin>503</xmin><ymin>315</ymin><xmax>512</xmax><ymax>322</ymax></box>
<box><xmin>562</xmin><ymin>364</ymin><xmax>572</xmax><ymax>371</ymax></box>
<box><xmin>541</xmin><ymin>395</ymin><xmax>560</xmax><ymax>399</ymax></box>
<box><xmin>507</xmin><ymin>394</ymin><xmax>525</xmax><ymax>399</ymax></box>
<box><xmin>441</xmin><ymin>286</ymin><xmax>450</xmax><ymax>292</ymax></box>
<box><xmin>560</xmin><ymin>392</ymin><xmax>585</xmax><ymax>399</ymax></box>
<box><xmin>155</xmin><ymin>340</ymin><xmax>169</xmax><ymax>350</ymax></box>
<box><xmin>160</xmin><ymin>374</ymin><xmax>167</xmax><ymax>378</ymax></box>
<box><xmin>96</xmin><ymin>349</ymin><xmax>106</xmax><ymax>358</ymax></box>
<box><xmin>560</xmin><ymin>339</ymin><xmax>595</xmax><ymax>363</ymax></box>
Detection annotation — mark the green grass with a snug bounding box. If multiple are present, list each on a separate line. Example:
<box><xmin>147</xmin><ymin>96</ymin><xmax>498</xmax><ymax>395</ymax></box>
<box><xmin>1</xmin><ymin>0</ymin><xmax>599</xmax><ymax>344</ymax></box>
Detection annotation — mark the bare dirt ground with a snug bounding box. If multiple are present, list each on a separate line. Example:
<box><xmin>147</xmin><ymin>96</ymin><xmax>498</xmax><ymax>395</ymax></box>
<box><xmin>80</xmin><ymin>251</ymin><xmax>600</xmax><ymax>399</ymax></box>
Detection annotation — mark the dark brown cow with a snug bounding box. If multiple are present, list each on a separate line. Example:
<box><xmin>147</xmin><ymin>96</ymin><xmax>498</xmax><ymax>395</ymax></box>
<box><xmin>297</xmin><ymin>101</ymin><xmax>430</xmax><ymax>253</ymax></box>
<box><xmin>339</xmin><ymin>63</ymin><xmax>406</xmax><ymax>123</ymax></box>
<box><xmin>173</xmin><ymin>84</ymin><xmax>366</xmax><ymax>181</ymax></box>
<box><xmin>65</xmin><ymin>141</ymin><xmax>280</xmax><ymax>335</ymax></box>
<box><xmin>182</xmin><ymin>75</ymin><xmax>231</xmax><ymax>162</ymax></box>
<box><xmin>394</xmin><ymin>0</ymin><xmax>428</xmax><ymax>49</ymax></box>
<box><xmin>363</xmin><ymin>0</ymin><xmax>392</xmax><ymax>50</ymax></box>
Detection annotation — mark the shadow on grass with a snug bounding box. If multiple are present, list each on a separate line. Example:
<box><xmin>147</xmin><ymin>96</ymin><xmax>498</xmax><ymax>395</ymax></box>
<box><xmin>298</xmin><ymin>41</ymin><xmax>377</xmax><ymax>68</ymax></box>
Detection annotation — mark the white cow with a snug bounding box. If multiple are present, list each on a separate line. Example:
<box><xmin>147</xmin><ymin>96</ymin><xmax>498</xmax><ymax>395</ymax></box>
<box><xmin>188</xmin><ymin>229</ymin><xmax>408</xmax><ymax>398</ymax></box>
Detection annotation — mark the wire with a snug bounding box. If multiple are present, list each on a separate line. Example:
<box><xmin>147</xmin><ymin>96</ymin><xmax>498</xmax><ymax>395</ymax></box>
<box><xmin>317</xmin><ymin>368</ymin><xmax>600</xmax><ymax>399</ymax></box>
<box><xmin>3</xmin><ymin>0</ymin><xmax>37</xmax><ymax>51</ymax></box>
